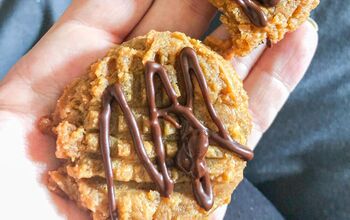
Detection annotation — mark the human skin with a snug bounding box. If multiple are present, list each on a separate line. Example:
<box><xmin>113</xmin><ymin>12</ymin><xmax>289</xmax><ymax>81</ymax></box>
<box><xmin>0</xmin><ymin>0</ymin><xmax>318</xmax><ymax>219</ymax></box>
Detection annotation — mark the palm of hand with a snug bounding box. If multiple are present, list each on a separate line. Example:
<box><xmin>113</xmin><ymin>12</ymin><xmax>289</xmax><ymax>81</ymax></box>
<box><xmin>0</xmin><ymin>1</ymin><xmax>317</xmax><ymax>219</ymax></box>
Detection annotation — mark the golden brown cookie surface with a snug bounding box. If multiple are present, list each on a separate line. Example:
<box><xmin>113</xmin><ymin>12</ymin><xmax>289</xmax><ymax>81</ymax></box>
<box><xmin>47</xmin><ymin>31</ymin><xmax>252</xmax><ymax>220</ymax></box>
<box><xmin>205</xmin><ymin>0</ymin><xmax>319</xmax><ymax>58</ymax></box>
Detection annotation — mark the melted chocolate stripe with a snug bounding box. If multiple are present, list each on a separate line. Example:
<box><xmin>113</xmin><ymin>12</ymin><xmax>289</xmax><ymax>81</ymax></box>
<box><xmin>233</xmin><ymin>0</ymin><xmax>280</xmax><ymax>27</ymax></box>
<box><xmin>145</xmin><ymin>62</ymin><xmax>215</xmax><ymax>210</ymax></box>
<box><xmin>100</xmin><ymin>83</ymin><xmax>173</xmax><ymax>220</ymax></box>
<box><xmin>179</xmin><ymin>47</ymin><xmax>230</xmax><ymax>139</ymax></box>
<box><xmin>177</xmin><ymin>48</ymin><xmax>253</xmax><ymax>209</ymax></box>
<box><xmin>179</xmin><ymin>48</ymin><xmax>253</xmax><ymax>161</ymax></box>
<box><xmin>209</xmin><ymin>131</ymin><xmax>254</xmax><ymax>160</ymax></box>
<box><xmin>99</xmin><ymin>85</ymin><xmax>118</xmax><ymax>220</ymax></box>
<box><xmin>145</xmin><ymin>61</ymin><xmax>213</xmax><ymax>209</ymax></box>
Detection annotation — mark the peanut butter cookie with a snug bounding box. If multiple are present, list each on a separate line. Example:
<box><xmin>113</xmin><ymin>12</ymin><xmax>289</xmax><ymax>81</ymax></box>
<box><xmin>205</xmin><ymin>0</ymin><xmax>319</xmax><ymax>58</ymax></box>
<box><xmin>44</xmin><ymin>31</ymin><xmax>253</xmax><ymax>220</ymax></box>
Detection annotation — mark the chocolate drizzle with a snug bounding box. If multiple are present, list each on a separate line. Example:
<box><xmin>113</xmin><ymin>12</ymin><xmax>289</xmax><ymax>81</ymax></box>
<box><xmin>99</xmin><ymin>84</ymin><xmax>174</xmax><ymax>220</ymax></box>
<box><xmin>233</xmin><ymin>0</ymin><xmax>280</xmax><ymax>27</ymax></box>
<box><xmin>99</xmin><ymin>47</ymin><xmax>254</xmax><ymax>219</ymax></box>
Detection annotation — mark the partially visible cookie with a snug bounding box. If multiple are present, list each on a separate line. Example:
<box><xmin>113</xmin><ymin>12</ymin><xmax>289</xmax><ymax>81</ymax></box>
<box><xmin>205</xmin><ymin>0</ymin><xmax>319</xmax><ymax>58</ymax></box>
<box><xmin>45</xmin><ymin>31</ymin><xmax>253</xmax><ymax>220</ymax></box>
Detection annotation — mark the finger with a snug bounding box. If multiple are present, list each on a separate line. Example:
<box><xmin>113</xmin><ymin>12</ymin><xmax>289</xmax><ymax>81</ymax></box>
<box><xmin>51</xmin><ymin>193</ymin><xmax>91</xmax><ymax>220</ymax></box>
<box><xmin>4</xmin><ymin>0</ymin><xmax>153</xmax><ymax>83</ymax></box>
<box><xmin>208</xmin><ymin>25</ymin><xmax>266</xmax><ymax>79</ymax></box>
<box><xmin>128</xmin><ymin>0</ymin><xmax>216</xmax><ymax>39</ymax></box>
<box><xmin>1</xmin><ymin>0</ymin><xmax>152</xmax><ymax>115</ymax></box>
<box><xmin>209</xmin><ymin>205</ymin><xmax>228</xmax><ymax>220</ymax></box>
<box><xmin>244</xmin><ymin>21</ymin><xmax>318</xmax><ymax>148</ymax></box>
<box><xmin>62</xmin><ymin>0</ymin><xmax>154</xmax><ymax>42</ymax></box>
<box><xmin>233</xmin><ymin>43</ymin><xmax>266</xmax><ymax>80</ymax></box>
<box><xmin>20</xmin><ymin>0</ymin><xmax>153</xmax><ymax>80</ymax></box>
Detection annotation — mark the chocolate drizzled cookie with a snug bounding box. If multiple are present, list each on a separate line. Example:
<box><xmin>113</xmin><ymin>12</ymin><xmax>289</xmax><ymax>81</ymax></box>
<box><xmin>45</xmin><ymin>31</ymin><xmax>253</xmax><ymax>220</ymax></box>
<box><xmin>205</xmin><ymin>0</ymin><xmax>319</xmax><ymax>58</ymax></box>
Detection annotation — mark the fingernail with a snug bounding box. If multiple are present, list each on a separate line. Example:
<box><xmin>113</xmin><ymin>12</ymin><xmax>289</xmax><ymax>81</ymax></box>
<box><xmin>307</xmin><ymin>17</ymin><xmax>319</xmax><ymax>31</ymax></box>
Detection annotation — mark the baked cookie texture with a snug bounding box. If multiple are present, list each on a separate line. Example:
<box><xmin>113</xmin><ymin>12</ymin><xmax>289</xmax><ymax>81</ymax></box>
<box><xmin>205</xmin><ymin>0</ymin><xmax>319</xmax><ymax>58</ymax></box>
<box><xmin>47</xmin><ymin>31</ymin><xmax>251</xmax><ymax>220</ymax></box>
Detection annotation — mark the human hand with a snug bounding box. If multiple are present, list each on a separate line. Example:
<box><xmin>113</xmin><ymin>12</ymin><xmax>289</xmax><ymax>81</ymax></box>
<box><xmin>0</xmin><ymin>0</ymin><xmax>318</xmax><ymax>219</ymax></box>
